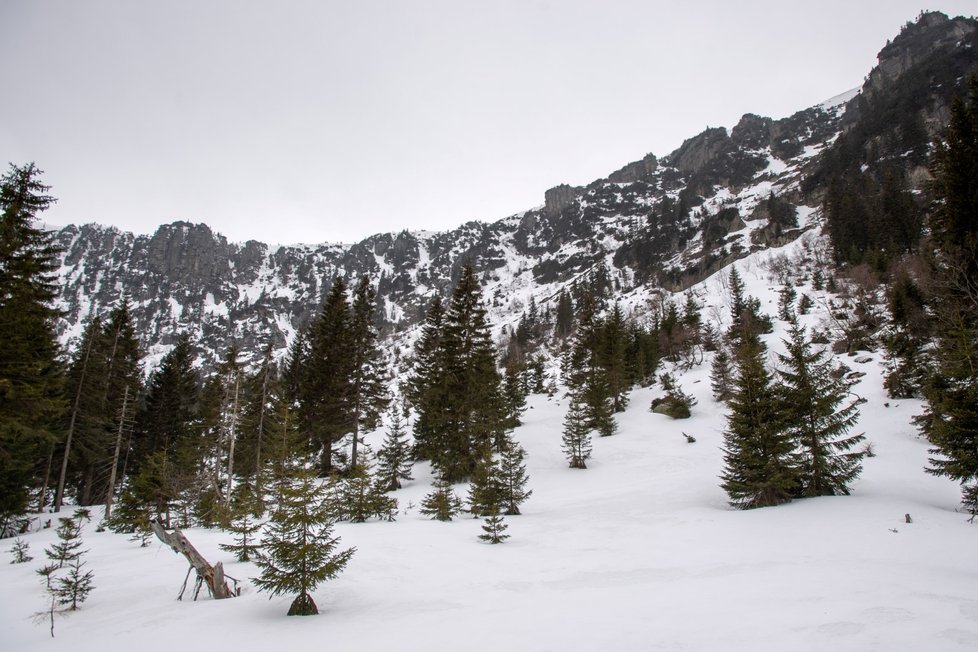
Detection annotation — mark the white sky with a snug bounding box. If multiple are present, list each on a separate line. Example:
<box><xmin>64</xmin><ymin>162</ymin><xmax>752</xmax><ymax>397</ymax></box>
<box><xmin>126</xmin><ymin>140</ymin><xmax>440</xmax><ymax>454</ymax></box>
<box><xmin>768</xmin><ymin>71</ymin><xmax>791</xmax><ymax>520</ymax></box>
<box><xmin>2</xmin><ymin>1</ymin><xmax>975</xmax><ymax>245</ymax></box>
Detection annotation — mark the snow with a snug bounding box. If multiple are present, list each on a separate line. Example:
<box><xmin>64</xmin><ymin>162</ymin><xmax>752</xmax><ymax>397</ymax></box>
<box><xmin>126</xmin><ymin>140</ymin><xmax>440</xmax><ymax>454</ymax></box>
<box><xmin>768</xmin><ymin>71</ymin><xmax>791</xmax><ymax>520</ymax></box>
<box><xmin>820</xmin><ymin>87</ymin><xmax>860</xmax><ymax>111</ymax></box>
<box><xmin>5</xmin><ymin>276</ymin><xmax>976</xmax><ymax>650</ymax></box>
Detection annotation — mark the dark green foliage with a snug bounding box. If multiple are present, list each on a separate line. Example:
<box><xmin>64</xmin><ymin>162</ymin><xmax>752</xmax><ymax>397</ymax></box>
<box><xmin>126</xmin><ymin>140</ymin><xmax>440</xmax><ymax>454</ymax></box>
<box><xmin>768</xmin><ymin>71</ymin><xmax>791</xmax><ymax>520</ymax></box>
<box><xmin>330</xmin><ymin>453</ymin><xmax>398</xmax><ymax>523</ymax></box>
<box><xmin>919</xmin><ymin>74</ymin><xmax>978</xmax><ymax>514</ymax></box>
<box><xmin>797</xmin><ymin>293</ymin><xmax>814</xmax><ymax>315</ymax></box>
<box><xmin>478</xmin><ymin>507</ymin><xmax>509</xmax><ymax>545</ymax></box>
<box><xmin>778</xmin><ymin>281</ymin><xmax>797</xmax><ymax>322</ymax></box>
<box><xmin>554</xmin><ymin>289</ymin><xmax>575</xmax><ymax>340</ymax></box>
<box><xmin>348</xmin><ymin>276</ymin><xmax>390</xmax><ymax>472</ymax></box>
<box><xmin>52</xmin><ymin>555</ymin><xmax>94</xmax><ymax>611</ymax></box>
<box><xmin>501</xmin><ymin>357</ymin><xmax>527</xmax><ymax>429</ymax></box>
<box><xmin>777</xmin><ymin>323</ymin><xmax>865</xmax><ymax>497</ymax></box>
<box><xmin>467</xmin><ymin>446</ymin><xmax>502</xmax><ymax>518</ymax></box>
<box><xmin>564</xmin><ymin>292</ymin><xmax>616</xmax><ymax>437</ymax></box>
<box><xmin>929</xmin><ymin>75</ymin><xmax>978</xmax><ymax>261</ymax></box>
<box><xmin>299</xmin><ymin>278</ymin><xmax>353</xmax><ymax>475</ymax></box>
<box><xmin>720</xmin><ymin>331</ymin><xmax>797</xmax><ymax>509</ymax></box>
<box><xmin>0</xmin><ymin>163</ymin><xmax>64</xmax><ymax>518</ymax></box>
<box><xmin>598</xmin><ymin>302</ymin><xmax>630</xmax><ymax>412</ymax></box>
<box><xmin>883</xmin><ymin>274</ymin><xmax>930</xmax><ymax>398</ymax></box>
<box><xmin>497</xmin><ymin>436</ymin><xmax>532</xmax><ymax>516</ymax></box>
<box><xmin>418</xmin><ymin>476</ymin><xmax>463</xmax><ymax>521</ymax></box>
<box><xmin>375</xmin><ymin>407</ymin><xmax>413</xmax><ymax>491</ymax></box>
<box><xmin>561</xmin><ymin>393</ymin><xmax>593</xmax><ymax>469</ymax></box>
<box><xmin>710</xmin><ymin>347</ymin><xmax>734</xmax><ymax>402</ymax></box>
<box><xmin>9</xmin><ymin>537</ymin><xmax>32</xmax><ymax>563</ymax></box>
<box><xmin>219</xmin><ymin>481</ymin><xmax>265</xmax><ymax>562</ymax></box>
<box><xmin>412</xmin><ymin>264</ymin><xmax>508</xmax><ymax>482</ymax></box>
<box><xmin>253</xmin><ymin>470</ymin><xmax>355</xmax><ymax>616</ymax></box>
<box><xmin>45</xmin><ymin>517</ymin><xmax>84</xmax><ymax>569</ymax></box>
<box><xmin>105</xmin><ymin>488</ymin><xmax>152</xmax><ymax>536</ymax></box>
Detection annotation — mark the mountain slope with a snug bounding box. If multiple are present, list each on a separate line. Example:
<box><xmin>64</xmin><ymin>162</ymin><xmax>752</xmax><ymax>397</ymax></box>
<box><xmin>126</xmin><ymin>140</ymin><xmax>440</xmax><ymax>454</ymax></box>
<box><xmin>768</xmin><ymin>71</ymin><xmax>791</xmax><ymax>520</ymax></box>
<box><xmin>49</xmin><ymin>12</ymin><xmax>978</xmax><ymax>371</ymax></box>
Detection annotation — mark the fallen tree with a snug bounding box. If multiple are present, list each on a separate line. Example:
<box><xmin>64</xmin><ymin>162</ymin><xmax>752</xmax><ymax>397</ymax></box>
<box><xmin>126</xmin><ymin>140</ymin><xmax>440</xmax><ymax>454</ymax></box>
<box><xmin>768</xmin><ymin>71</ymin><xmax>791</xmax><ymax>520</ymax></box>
<box><xmin>150</xmin><ymin>519</ymin><xmax>238</xmax><ymax>600</ymax></box>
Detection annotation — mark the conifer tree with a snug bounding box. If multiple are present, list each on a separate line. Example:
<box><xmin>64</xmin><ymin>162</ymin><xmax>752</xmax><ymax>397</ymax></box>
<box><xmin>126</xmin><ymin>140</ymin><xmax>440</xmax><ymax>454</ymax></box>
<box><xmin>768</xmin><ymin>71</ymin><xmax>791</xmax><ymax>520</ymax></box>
<box><xmin>9</xmin><ymin>537</ymin><xmax>32</xmax><ymax>563</ymax></box>
<box><xmin>777</xmin><ymin>322</ymin><xmax>865</xmax><ymax>497</ymax></box>
<box><xmin>253</xmin><ymin>469</ymin><xmax>355</xmax><ymax>616</ymax></box>
<box><xmin>348</xmin><ymin>276</ymin><xmax>389</xmax><ymax>473</ymax></box>
<box><xmin>778</xmin><ymin>281</ymin><xmax>797</xmax><ymax>322</ymax></box>
<box><xmin>407</xmin><ymin>296</ymin><xmax>446</xmax><ymax>460</ymax></box>
<box><xmin>300</xmin><ymin>277</ymin><xmax>354</xmax><ymax>475</ymax></box>
<box><xmin>920</xmin><ymin>75</ymin><xmax>978</xmax><ymax>514</ymax></box>
<box><xmin>0</xmin><ymin>163</ymin><xmax>64</xmax><ymax>518</ymax></box>
<box><xmin>478</xmin><ymin>506</ymin><xmax>509</xmax><ymax>545</ymax></box>
<box><xmin>599</xmin><ymin>302</ymin><xmax>630</xmax><ymax>413</ymax></box>
<box><xmin>413</xmin><ymin>263</ymin><xmax>507</xmax><ymax>482</ymax></box>
<box><xmin>501</xmin><ymin>357</ymin><xmax>527</xmax><ymax>430</ymax></box>
<box><xmin>497</xmin><ymin>435</ymin><xmax>532</xmax><ymax>516</ymax></box>
<box><xmin>45</xmin><ymin>517</ymin><xmax>84</xmax><ymax>569</ymax></box>
<box><xmin>467</xmin><ymin>445</ymin><xmax>502</xmax><ymax>518</ymax></box>
<box><xmin>561</xmin><ymin>393</ymin><xmax>593</xmax><ymax>469</ymax></box>
<box><xmin>220</xmin><ymin>481</ymin><xmax>265</xmax><ymax>562</ymax></box>
<box><xmin>554</xmin><ymin>289</ymin><xmax>575</xmax><ymax>341</ymax></box>
<box><xmin>52</xmin><ymin>554</ymin><xmax>94</xmax><ymax>611</ymax></box>
<box><xmin>376</xmin><ymin>407</ymin><xmax>413</xmax><ymax>491</ymax></box>
<box><xmin>720</xmin><ymin>331</ymin><xmax>797</xmax><ymax>509</ymax></box>
<box><xmin>566</xmin><ymin>292</ymin><xmax>616</xmax><ymax>437</ymax></box>
<box><xmin>331</xmin><ymin>449</ymin><xmax>397</xmax><ymax>523</ymax></box>
<box><xmin>418</xmin><ymin>475</ymin><xmax>464</xmax><ymax>521</ymax></box>
<box><xmin>710</xmin><ymin>347</ymin><xmax>734</xmax><ymax>402</ymax></box>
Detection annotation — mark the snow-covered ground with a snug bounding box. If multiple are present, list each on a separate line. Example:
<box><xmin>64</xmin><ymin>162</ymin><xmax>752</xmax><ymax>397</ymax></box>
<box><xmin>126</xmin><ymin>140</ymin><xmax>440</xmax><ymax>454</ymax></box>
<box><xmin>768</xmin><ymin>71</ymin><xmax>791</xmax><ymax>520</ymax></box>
<box><xmin>3</xmin><ymin>355</ymin><xmax>975</xmax><ymax>650</ymax></box>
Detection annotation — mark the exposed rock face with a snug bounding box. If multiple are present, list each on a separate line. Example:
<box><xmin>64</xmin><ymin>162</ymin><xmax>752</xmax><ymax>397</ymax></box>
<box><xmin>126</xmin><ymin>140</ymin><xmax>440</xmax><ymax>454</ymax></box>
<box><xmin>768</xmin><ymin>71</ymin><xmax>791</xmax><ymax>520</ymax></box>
<box><xmin>544</xmin><ymin>184</ymin><xmax>583</xmax><ymax>216</ymax></box>
<box><xmin>667</xmin><ymin>127</ymin><xmax>730</xmax><ymax>175</ymax></box>
<box><xmin>608</xmin><ymin>154</ymin><xmax>658</xmax><ymax>184</ymax></box>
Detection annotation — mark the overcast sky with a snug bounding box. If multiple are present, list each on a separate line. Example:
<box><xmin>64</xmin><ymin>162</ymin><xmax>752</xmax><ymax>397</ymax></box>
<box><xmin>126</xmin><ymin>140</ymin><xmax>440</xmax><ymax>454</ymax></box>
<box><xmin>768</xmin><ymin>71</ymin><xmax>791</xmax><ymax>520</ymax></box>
<box><xmin>2</xmin><ymin>1</ymin><xmax>975</xmax><ymax>245</ymax></box>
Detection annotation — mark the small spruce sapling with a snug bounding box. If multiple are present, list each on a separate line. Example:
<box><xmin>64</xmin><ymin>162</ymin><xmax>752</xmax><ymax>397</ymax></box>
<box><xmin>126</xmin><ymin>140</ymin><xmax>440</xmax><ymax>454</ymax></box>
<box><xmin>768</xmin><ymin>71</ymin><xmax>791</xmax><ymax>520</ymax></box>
<box><xmin>419</xmin><ymin>475</ymin><xmax>464</xmax><ymax>521</ymax></box>
<box><xmin>52</xmin><ymin>555</ymin><xmax>94</xmax><ymax>611</ymax></box>
<box><xmin>479</xmin><ymin>505</ymin><xmax>509</xmax><ymax>545</ymax></box>
<box><xmin>45</xmin><ymin>518</ymin><xmax>84</xmax><ymax>569</ymax></box>
<box><xmin>467</xmin><ymin>446</ymin><xmax>502</xmax><ymax>518</ymax></box>
<box><xmin>561</xmin><ymin>393</ymin><xmax>593</xmax><ymax>469</ymax></box>
<box><xmin>375</xmin><ymin>407</ymin><xmax>414</xmax><ymax>491</ymax></box>
<box><xmin>498</xmin><ymin>437</ymin><xmax>532</xmax><ymax>515</ymax></box>
<box><xmin>9</xmin><ymin>538</ymin><xmax>32</xmax><ymax>563</ymax></box>
<box><xmin>253</xmin><ymin>470</ymin><xmax>355</xmax><ymax>616</ymax></box>
<box><xmin>220</xmin><ymin>482</ymin><xmax>265</xmax><ymax>562</ymax></box>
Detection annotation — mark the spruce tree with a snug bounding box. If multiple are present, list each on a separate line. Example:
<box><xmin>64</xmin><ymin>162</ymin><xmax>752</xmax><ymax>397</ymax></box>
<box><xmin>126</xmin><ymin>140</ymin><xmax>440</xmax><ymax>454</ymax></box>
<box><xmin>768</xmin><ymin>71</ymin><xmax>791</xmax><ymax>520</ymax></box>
<box><xmin>253</xmin><ymin>470</ymin><xmax>355</xmax><ymax>616</ymax></box>
<box><xmin>599</xmin><ymin>303</ymin><xmax>631</xmax><ymax>413</ymax></box>
<box><xmin>45</xmin><ymin>517</ymin><xmax>84</xmax><ymax>569</ymax></box>
<box><xmin>467</xmin><ymin>445</ymin><xmax>502</xmax><ymax>518</ymax></box>
<box><xmin>9</xmin><ymin>537</ymin><xmax>32</xmax><ymax>563</ymax></box>
<box><xmin>777</xmin><ymin>322</ymin><xmax>865</xmax><ymax>497</ymax></box>
<box><xmin>418</xmin><ymin>475</ymin><xmax>463</xmax><ymax>521</ymax></box>
<box><xmin>566</xmin><ymin>292</ymin><xmax>616</xmax><ymax>437</ymax></box>
<box><xmin>375</xmin><ymin>407</ymin><xmax>413</xmax><ymax>491</ymax></box>
<box><xmin>348</xmin><ymin>276</ymin><xmax>389</xmax><ymax>473</ymax></box>
<box><xmin>413</xmin><ymin>263</ymin><xmax>507</xmax><ymax>482</ymax></box>
<box><xmin>300</xmin><ymin>277</ymin><xmax>354</xmax><ymax>475</ymax></box>
<box><xmin>478</xmin><ymin>506</ymin><xmax>509</xmax><ymax>545</ymax></box>
<box><xmin>720</xmin><ymin>331</ymin><xmax>797</xmax><ymax>509</ymax></box>
<box><xmin>497</xmin><ymin>435</ymin><xmax>532</xmax><ymax>516</ymax></box>
<box><xmin>220</xmin><ymin>481</ymin><xmax>265</xmax><ymax>562</ymax></box>
<box><xmin>0</xmin><ymin>163</ymin><xmax>64</xmax><ymax>518</ymax></box>
<box><xmin>501</xmin><ymin>357</ymin><xmax>527</xmax><ymax>430</ymax></box>
<box><xmin>710</xmin><ymin>347</ymin><xmax>734</xmax><ymax>402</ymax></box>
<box><xmin>561</xmin><ymin>393</ymin><xmax>593</xmax><ymax>469</ymax></box>
<box><xmin>330</xmin><ymin>450</ymin><xmax>397</xmax><ymax>523</ymax></box>
<box><xmin>407</xmin><ymin>296</ymin><xmax>446</xmax><ymax>460</ymax></box>
<box><xmin>52</xmin><ymin>554</ymin><xmax>94</xmax><ymax>611</ymax></box>
<box><xmin>920</xmin><ymin>75</ymin><xmax>978</xmax><ymax>514</ymax></box>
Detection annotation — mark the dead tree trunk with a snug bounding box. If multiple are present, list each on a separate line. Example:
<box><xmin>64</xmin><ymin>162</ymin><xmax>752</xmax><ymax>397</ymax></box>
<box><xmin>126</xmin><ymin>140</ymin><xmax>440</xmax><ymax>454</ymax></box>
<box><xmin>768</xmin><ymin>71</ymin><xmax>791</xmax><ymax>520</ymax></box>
<box><xmin>150</xmin><ymin>519</ymin><xmax>236</xmax><ymax>600</ymax></box>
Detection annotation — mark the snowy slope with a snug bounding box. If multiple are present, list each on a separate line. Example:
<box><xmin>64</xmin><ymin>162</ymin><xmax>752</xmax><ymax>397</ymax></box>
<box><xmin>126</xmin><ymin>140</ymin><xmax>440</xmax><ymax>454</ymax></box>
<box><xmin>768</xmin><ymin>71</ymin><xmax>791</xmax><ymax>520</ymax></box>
<box><xmin>4</xmin><ymin>235</ymin><xmax>975</xmax><ymax>652</ymax></box>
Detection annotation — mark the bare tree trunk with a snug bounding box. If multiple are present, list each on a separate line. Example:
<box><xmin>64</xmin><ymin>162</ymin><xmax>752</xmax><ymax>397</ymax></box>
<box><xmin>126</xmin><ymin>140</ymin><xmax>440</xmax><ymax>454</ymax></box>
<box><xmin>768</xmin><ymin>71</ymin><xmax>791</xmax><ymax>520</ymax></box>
<box><xmin>224</xmin><ymin>374</ymin><xmax>240</xmax><ymax>508</ymax></box>
<box><xmin>55</xmin><ymin>328</ymin><xmax>97</xmax><ymax>512</ymax></box>
<box><xmin>38</xmin><ymin>443</ymin><xmax>55</xmax><ymax>512</ymax></box>
<box><xmin>104</xmin><ymin>385</ymin><xmax>131</xmax><ymax>520</ymax></box>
